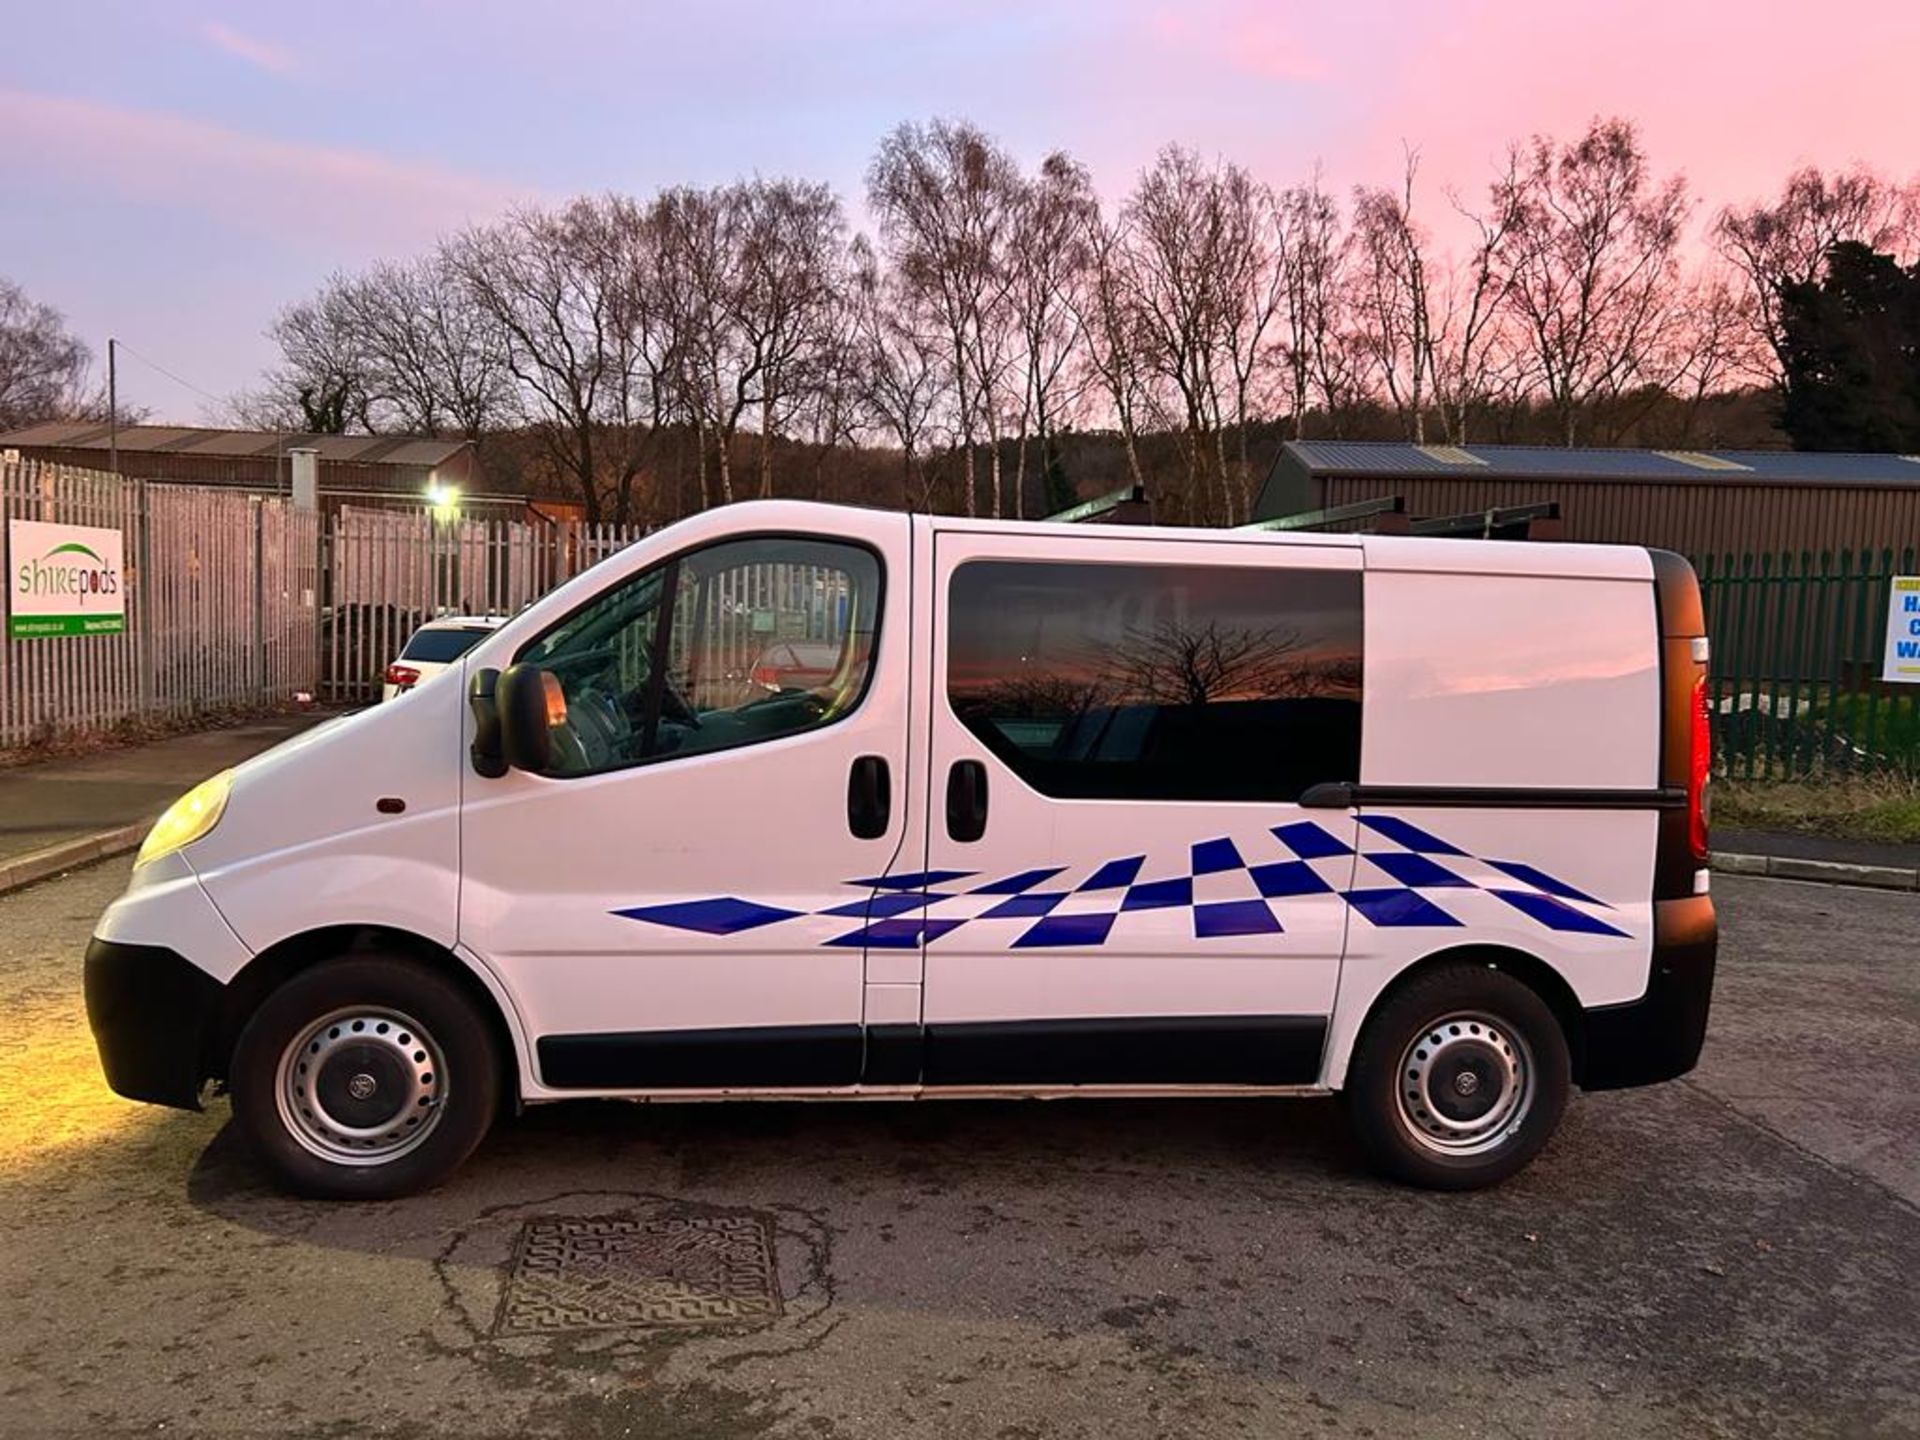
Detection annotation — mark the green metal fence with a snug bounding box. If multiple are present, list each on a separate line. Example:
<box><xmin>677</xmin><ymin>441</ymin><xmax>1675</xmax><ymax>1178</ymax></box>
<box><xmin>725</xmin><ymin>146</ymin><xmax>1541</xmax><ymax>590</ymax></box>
<box><xmin>1693</xmin><ymin>547</ymin><xmax>1920</xmax><ymax>782</ymax></box>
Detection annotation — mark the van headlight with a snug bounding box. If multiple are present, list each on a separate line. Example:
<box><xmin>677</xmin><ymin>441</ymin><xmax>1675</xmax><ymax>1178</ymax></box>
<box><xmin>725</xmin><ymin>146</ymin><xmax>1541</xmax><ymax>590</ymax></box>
<box><xmin>136</xmin><ymin>770</ymin><xmax>234</xmax><ymax>868</ymax></box>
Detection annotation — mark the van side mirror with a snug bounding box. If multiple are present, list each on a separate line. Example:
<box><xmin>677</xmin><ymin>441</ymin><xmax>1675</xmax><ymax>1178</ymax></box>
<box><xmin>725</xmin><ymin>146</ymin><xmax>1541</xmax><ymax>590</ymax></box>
<box><xmin>468</xmin><ymin>668</ymin><xmax>507</xmax><ymax>778</ymax></box>
<box><xmin>496</xmin><ymin>663</ymin><xmax>557</xmax><ymax>774</ymax></box>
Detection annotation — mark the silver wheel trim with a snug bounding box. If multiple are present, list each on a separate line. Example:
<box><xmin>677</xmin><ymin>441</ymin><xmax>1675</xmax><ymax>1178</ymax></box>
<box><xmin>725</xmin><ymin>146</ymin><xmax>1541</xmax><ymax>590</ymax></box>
<box><xmin>1394</xmin><ymin>1010</ymin><xmax>1534</xmax><ymax>1159</ymax></box>
<box><xmin>273</xmin><ymin>1005</ymin><xmax>447</xmax><ymax>1167</ymax></box>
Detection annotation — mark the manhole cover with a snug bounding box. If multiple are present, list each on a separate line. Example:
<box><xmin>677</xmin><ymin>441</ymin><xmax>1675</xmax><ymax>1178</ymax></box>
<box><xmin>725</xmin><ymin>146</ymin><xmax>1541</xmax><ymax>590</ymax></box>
<box><xmin>496</xmin><ymin>1212</ymin><xmax>783</xmax><ymax>1334</ymax></box>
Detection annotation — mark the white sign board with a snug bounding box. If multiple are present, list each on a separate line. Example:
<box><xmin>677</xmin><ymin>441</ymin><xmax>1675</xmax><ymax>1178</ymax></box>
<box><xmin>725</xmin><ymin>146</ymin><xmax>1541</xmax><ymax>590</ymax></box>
<box><xmin>7</xmin><ymin>519</ymin><xmax>127</xmax><ymax>638</ymax></box>
<box><xmin>1884</xmin><ymin>575</ymin><xmax>1920</xmax><ymax>683</ymax></box>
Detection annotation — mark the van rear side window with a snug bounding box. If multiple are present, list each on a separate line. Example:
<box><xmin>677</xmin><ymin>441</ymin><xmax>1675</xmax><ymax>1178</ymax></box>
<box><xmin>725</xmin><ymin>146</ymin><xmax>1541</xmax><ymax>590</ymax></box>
<box><xmin>947</xmin><ymin>560</ymin><xmax>1362</xmax><ymax>802</ymax></box>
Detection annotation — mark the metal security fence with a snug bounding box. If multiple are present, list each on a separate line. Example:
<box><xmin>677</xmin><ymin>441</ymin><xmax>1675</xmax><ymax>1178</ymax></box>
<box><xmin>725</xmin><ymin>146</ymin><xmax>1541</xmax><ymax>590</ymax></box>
<box><xmin>1</xmin><ymin>459</ymin><xmax>317</xmax><ymax>749</ymax></box>
<box><xmin>1694</xmin><ymin>548</ymin><xmax>1920</xmax><ymax>781</ymax></box>
<box><xmin>149</xmin><ymin>483</ymin><xmax>318</xmax><ymax>718</ymax></box>
<box><xmin>320</xmin><ymin>508</ymin><xmax>644</xmax><ymax>702</ymax></box>
<box><xmin>2</xmin><ymin>463</ymin><xmax>648</xmax><ymax>735</ymax></box>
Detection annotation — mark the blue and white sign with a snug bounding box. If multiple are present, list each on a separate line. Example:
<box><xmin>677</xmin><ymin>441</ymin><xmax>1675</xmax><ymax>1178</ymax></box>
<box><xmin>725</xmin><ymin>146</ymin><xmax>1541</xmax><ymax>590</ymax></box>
<box><xmin>1884</xmin><ymin>576</ymin><xmax>1920</xmax><ymax>683</ymax></box>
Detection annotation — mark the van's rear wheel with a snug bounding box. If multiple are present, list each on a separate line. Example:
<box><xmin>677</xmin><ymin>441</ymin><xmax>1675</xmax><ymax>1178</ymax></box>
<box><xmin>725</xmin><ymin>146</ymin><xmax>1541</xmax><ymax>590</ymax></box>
<box><xmin>1344</xmin><ymin>962</ymin><xmax>1569</xmax><ymax>1190</ymax></box>
<box><xmin>230</xmin><ymin>955</ymin><xmax>499</xmax><ymax>1200</ymax></box>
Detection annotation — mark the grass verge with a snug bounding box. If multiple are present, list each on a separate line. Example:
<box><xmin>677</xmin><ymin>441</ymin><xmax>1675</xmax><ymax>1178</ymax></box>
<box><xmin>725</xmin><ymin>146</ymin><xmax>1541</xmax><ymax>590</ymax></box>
<box><xmin>1716</xmin><ymin>776</ymin><xmax>1920</xmax><ymax>846</ymax></box>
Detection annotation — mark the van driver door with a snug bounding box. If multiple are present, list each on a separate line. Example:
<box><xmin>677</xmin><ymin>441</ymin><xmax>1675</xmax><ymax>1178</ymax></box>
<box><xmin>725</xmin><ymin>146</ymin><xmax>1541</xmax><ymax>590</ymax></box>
<box><xmin>459</xmin><ymin>510</ymin><xmax>914</xmax><ymax>1092</ymax></box>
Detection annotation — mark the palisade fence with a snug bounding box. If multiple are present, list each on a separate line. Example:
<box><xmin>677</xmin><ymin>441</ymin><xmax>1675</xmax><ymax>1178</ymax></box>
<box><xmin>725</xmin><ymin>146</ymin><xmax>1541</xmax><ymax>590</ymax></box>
<box><xmin>1693</xmin><ymin>548</ymin><xmax>1920</xmax><ymax>782</ymax></box>
<box><xmin>1</xmin><ymin>459</ymin><xmax>318</xmax><ymax>749</ymax></box>
<box><xmin>1</xmin><ymin>461</ymin><xmax>647</xmax><ymax>746</ymax></box>
<box><xmin>320</xmin><ymin>507</ymin><xmax>643</xmax><ymax>702</ymax></box>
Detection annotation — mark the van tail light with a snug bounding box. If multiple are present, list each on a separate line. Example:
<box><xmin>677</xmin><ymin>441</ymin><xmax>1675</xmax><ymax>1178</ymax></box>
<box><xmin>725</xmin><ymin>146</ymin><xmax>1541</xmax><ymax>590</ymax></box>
<box><xmin>750</xmin><ymin>663</ymin><xmax>780</xmax><ymax>690</ymax></box>
<box><xmin>385</xmin><ymin>664</ymin><xmax>421</xmax><ymax>689</ymax></box>
<box><xmin>1687</xmin><ymin>673</ymin><xmax>1712</xmax><ymax>862</ymax></box>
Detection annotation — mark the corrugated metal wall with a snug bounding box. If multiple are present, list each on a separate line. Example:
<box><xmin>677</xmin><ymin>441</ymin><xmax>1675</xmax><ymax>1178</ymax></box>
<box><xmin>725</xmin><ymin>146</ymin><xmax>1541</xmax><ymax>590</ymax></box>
<box><xmin>1318</xmin><ymin>475</ymin><xmax>1920</xmax><ymax>553</ymax></box>
<box><xmin>15</xmin><ymin>445</ymin><xmax>435</xmax><ymax>496</ymax></box>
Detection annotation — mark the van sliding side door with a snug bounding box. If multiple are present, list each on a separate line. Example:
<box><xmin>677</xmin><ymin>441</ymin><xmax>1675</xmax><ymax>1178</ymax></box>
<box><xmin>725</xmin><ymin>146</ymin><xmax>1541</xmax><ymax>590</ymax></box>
<box><xmin>910</xmin><ymin>529</ymin><xmax>1365</xmax><ymax>1088</ymax></box>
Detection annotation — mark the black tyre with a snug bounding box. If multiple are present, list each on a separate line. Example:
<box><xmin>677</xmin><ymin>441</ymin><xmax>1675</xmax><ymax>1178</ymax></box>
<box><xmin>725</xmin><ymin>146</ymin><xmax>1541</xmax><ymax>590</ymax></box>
<box><xmin>229</xmin><ymin>954</ymin><xmax>500</xmax><ymax>1200</ymax></box>
<box><xmin>1343</xmin><ymin>961</ymin><xmax>1570</xmax><ymax>1191</ymax></box>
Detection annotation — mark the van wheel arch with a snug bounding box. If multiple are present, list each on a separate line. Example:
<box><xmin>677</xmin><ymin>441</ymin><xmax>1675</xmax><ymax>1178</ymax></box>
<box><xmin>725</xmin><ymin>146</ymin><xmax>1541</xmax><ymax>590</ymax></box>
<box><xmin>212</xmin><ymin>927</ymin><xmax>520</xmax><ymax>1100</ymax></box>
<box><xmin>1355</xmin><ymin>945</ymin><xmax>1590</xmax><ymax>1086</ymax></box>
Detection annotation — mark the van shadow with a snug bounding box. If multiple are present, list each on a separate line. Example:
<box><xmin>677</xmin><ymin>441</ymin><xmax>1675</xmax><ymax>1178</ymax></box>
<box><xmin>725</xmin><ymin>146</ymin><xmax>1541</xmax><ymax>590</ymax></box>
<box><xmin>185</xmin><ymin>1092</ymin><xmax>1364</xmax><ymax>1252</ymax></box>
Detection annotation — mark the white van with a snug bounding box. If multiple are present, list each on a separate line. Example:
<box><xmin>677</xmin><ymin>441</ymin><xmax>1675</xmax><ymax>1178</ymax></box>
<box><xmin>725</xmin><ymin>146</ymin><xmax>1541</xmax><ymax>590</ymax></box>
<box><xmin>85</xmin><ymin>501</ymin><xmax>1716</xmax><ymax>1199</ymax></box>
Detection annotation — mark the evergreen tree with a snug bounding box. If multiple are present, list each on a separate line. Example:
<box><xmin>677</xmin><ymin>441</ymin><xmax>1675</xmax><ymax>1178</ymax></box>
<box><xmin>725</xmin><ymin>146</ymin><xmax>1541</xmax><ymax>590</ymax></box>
<box><xmin>1040</xmin><ymin>440</ymin><xmax>1076</xmax><ymax>516</ymax></box>
<box><xmin>1778</xmin><ymin>241</ymin><xmax>1920</xmax><ymax>451</ymax></box>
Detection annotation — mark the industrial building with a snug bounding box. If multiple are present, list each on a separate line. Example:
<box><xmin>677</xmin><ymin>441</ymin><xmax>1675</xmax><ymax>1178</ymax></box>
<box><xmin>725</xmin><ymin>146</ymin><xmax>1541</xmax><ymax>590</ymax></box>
<box><xmin>1252</xmin><ymin>442</ymin><xmax>1920</xmax><ymax>554</ymax></box>
<box><xmin>0</xmin><ymin>423</ymin><xmax>579</xmax><ymax>522</ymax></box>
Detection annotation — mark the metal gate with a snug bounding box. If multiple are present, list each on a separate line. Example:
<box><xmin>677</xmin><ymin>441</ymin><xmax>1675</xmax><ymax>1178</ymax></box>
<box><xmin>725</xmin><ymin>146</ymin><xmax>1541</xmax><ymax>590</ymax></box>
<box><xmin>320</xmin><ymin>508</ymin><xmax>645</xmax><ymax>703</ymax></box>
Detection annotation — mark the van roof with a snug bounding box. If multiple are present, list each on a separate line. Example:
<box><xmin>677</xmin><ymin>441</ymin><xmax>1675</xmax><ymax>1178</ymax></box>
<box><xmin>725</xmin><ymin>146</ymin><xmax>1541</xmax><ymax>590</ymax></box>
<box><xmin>916</xmin><ymin>507</ymin><xmax>1651</xmax><ymax>581</ymax></box>
<box><xmin>657</xmin><ymin>500</ymin><xmax>1652</xmax><ymax>583</ymax></box>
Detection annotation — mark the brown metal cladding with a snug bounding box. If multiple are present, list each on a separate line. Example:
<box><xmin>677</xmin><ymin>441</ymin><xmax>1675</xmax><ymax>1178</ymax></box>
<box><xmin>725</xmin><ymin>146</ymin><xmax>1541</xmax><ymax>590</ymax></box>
<box><xmin>1317</xmin><ymin>475</ymin><xmax>1920</xmax><ymax>557</ymax></box>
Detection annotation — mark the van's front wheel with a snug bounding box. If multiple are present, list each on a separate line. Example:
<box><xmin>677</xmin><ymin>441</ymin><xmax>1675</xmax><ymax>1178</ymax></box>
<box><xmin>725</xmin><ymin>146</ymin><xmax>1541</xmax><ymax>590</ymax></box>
<box><xmin>1344</xmin><ymin>963</ymin><xmax>1570</xmax><ymax>1190</ymax></box>
<box><xmin>230</xmin><ymin>955</ymin><xmax>499</xmax><ymax>1200</ymax></box>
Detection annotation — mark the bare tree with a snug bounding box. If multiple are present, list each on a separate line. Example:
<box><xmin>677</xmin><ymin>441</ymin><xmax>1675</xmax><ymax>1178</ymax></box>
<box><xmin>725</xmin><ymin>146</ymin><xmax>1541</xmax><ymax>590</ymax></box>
<box><xmin>1126</xmin><ymin>145</ymin><xmax>1269</xmax><ymax>524</ymax></box>
<box><xmin>1351</xmin><ymin>152</ymin><xmax>1437</xmax><ymax>441</ymax></box>
<box><xmin>733</xmin><ymin>179</ymin><xmax>846</xmax><ymax>498</ymax></box>
<box><xmin>450</xmin><ymin>197</ymin><xmax>659</xmax><ymax>524</ymax></box>
<box><xmin>1430</xmin><ymin>160</ymin><xmax>1525</xmax><ymax>445</ymax></box>
<box><xmin>597</xmin><ymin>199</ymin><xmax>682</xmax><ymax>525</ymax></box>
<box><xmin>1275</xmin><ymin>171</ymin><xmax>1348</xmax><ymax>441</ymax></box>
<box><xmin>868</xmin><ymin>119</ymin><xmax>1020</xmax><ymax>517</ymax></box>
<box><xmin>848</xmin><ymin>236</ymin><xmax>946</xmax><ymax>509</ymax></box>
<box><xmin>264</xmin><ymin>278</ymin><xmax>376</xmax><ymax>433</ymax></box>
<box><xmin>234</xmin><ymin>110</ymin><xmax>1872</xmax><ymax>522</ymax></box>
<box><xmin>266</xmin><ymin>259</ymin><xmax>518</xmax><ymax>440</ymax></box>
<box><xmin>1495</xmin><ymin>117</ymin><xmax>1690</xmax><ymax>446</ymax></box>
<box><xmin>1213</xmin><ymin>166</ymin><xmax>1286</xmax><ymax>518</ymax></box>
<box><xmin>0</xmin><ymin>279</ymin><xmax>93</xmax><ymax>429</ymax></box>
<box><xmin>652</xmin><ymin>185</ymin><xmax>751</xmax><ymax>507</ymax></box>
<box><xmin>1715</xmin><ymin>164</ymin><xmax>1920</xmax><ymax>381</ymax></box>
<box><xmin>346</xmin><ymin>255</ymin><xmax>516</xmax><ymax>440</ymax></box>
<box><xmin>787</xmin><ymin>275</ymin><xmax>866</xmax><ymax>502</ymax></box>
<box><xmin>1007</xmin><ymin>152</ymin><xmax>1095</xmax><ymax>518</ymax></box>
<box><xmin>1073</xmin><ymin>209</ymin><xmax>1153</xmax><ymax>497</ymax></box>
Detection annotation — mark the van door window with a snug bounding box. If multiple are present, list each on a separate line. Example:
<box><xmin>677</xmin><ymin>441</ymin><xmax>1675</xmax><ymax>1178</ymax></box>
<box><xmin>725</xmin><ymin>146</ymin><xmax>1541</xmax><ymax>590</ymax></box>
<box><xmin>946</xmin><ymin>559</ymin><xmax>1361</xmax><ymax>802</ymax></box>
<box><xmin>520</xmin><ymin>536</ymin><xmax>882</xmax><ymax>777</ymax></box>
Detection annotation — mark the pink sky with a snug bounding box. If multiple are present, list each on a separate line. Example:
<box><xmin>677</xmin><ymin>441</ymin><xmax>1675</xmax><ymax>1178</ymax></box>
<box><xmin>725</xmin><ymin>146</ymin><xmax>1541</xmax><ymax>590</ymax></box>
<box><xmin>2</xmin><ymin>0</ymin><xmax>1915</xmax><ymax>420</ymax></box>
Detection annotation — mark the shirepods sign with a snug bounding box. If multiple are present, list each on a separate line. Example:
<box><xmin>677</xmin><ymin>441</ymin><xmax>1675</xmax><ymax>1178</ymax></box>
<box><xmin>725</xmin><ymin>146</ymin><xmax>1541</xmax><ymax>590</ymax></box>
<box><xmin>8</xmin><ymin>519</ymin><xmax>126</xmax><ymax>638</ymax></box>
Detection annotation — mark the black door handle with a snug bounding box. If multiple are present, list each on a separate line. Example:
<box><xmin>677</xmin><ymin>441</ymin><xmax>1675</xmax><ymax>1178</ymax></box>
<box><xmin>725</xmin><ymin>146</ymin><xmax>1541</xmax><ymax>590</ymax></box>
<box><xmin>847</xmin><ymin>755</ymin><xmax>891</xmax><ymax>839</ymax></box>
<box><xmin>946</xmin><ymin>759</ymin><xmax>988</xmax><ymax>843</ymax></box>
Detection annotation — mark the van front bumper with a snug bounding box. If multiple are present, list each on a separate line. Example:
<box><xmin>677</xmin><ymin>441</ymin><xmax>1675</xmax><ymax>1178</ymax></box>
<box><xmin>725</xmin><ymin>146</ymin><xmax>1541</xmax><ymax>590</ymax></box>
<box><xmin>84</xmin><ymin>938</ymin><xmax>224</xmax><ymax>1110</ymax></box>
<box><xmin>1580</xmin><ymin>894</ymin><xmax>1717</xmax><ymax>1090</ymax></box>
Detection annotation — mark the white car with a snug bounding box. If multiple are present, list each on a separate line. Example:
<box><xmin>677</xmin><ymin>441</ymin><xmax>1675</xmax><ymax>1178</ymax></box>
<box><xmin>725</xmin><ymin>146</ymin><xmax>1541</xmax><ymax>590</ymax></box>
<box><xmin>87</xmin><ymin>500</ymin><xmax>1714</xmax><ymax>1200</ymax></box>
<box><xmin>382</xmin><ymin>616</ymin><xmax>508</xmax><ymax>701</ymax></box>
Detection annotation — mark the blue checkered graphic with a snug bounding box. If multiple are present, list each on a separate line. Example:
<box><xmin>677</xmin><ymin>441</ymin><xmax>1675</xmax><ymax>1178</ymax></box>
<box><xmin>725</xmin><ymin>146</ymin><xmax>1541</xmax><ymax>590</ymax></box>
<box><xmin>613</xmin><ymin>815</ymin><xmax>1630</xmax><ymax>946</ymax></box>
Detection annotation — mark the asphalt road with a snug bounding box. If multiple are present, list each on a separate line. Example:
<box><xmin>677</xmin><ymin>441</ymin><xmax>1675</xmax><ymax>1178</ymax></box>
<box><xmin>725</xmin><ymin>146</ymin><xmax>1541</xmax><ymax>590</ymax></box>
<box><xmin>2</xmin><ymin>861</ymin><xmax>1916</xmax><ymax>1440</ymax></box>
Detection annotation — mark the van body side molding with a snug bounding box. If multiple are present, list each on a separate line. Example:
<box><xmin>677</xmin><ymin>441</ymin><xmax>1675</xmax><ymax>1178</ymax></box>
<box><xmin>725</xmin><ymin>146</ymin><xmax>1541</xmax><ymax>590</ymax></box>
<box><xmin>537</xmin><ymin>1016</ymin><xmax>1326</xmax><ymax>1090</ymax></box>
<box><xmin>539</xmin><ymin>1024</ymin><xmax>863</xmax><ymax>1089</ymax></box>
<box><xmin>1300</xmin><ymin>782</ymin><xmax>1687</xmax><ymax>810</ymax></box>
<box><xmin>922</xmin><ymin>1015</ymin><xmax>1326</xmax><ymax>1087</ymax></box>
